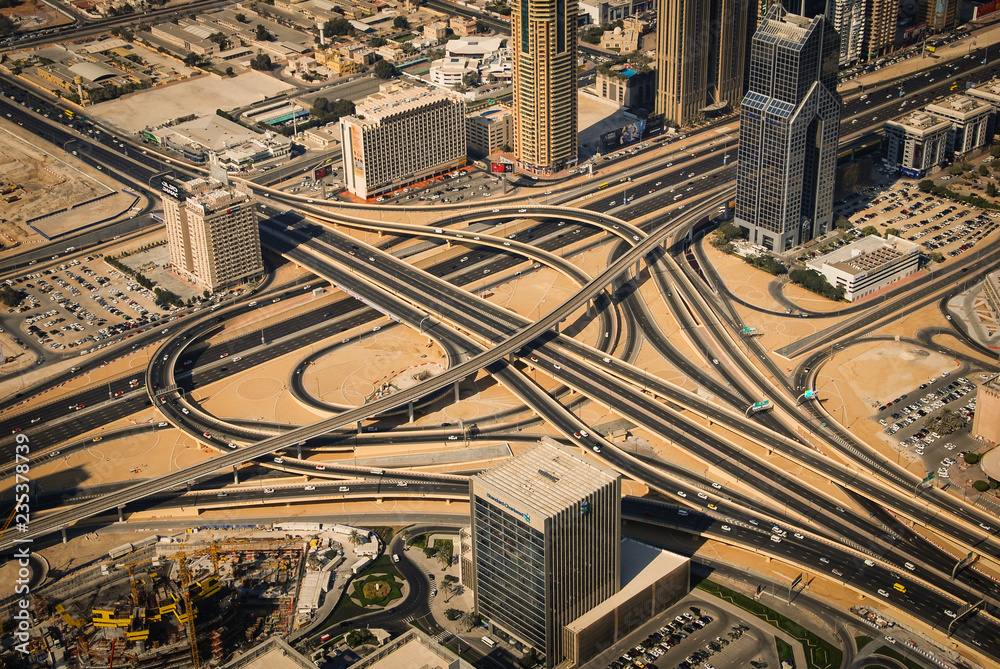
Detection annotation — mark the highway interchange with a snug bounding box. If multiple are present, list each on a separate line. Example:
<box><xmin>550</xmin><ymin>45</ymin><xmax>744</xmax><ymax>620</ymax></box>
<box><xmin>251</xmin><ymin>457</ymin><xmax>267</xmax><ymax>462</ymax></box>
<box><xmin>3</xmin><ymin>22</ymin><xmax>1000</xmax><ymax>664</ymax></box>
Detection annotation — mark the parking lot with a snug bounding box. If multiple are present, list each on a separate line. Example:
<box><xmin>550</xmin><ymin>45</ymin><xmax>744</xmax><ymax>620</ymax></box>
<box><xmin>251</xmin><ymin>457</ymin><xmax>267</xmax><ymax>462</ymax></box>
<box><xmin>873</xmin><ymin>371</ymin><xmax>987</xmax><ymax>478</ymax></box>
<box><xmin>2</xmin><ymin>254</ymin><xmax>173</xmax><ymax>361</ymax></box>
<box><xmin>596</xmin><ymin>600</ymin><xmax>773</xmax><ymax>669</ymax></box>
<box><xmin>834</xmin><ymin>180</ymin><xmax>1000</xmax><ymax>264</ymax></box>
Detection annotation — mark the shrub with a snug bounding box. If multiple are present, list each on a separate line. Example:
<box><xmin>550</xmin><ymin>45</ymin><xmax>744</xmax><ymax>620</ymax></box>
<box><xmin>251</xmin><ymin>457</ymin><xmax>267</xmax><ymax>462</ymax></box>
<box><xmin>445</xmin><ymin>608</ymin><xmax>462</xmax><ymax>621</ymax></box>
<box><xmin>973</xmin><ymin>480</ymin><xmax>990</xmax><ymax>492</ymax></box>
<box><xmin>965</xmin><ymin>452</ymin><xmax>982</xmax><ymax>465</ymax></box>
<box><xmin>788</xmin><ymin>268</ymin><xmax>844</xmax><ymax>301</ymax></box>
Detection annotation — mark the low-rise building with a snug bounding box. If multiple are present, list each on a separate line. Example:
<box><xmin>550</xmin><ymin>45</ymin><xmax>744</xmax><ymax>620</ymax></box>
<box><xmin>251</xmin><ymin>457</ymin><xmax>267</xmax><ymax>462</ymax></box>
<box><xmin>348</xmin><ymin>629</ymin><xmax>474</xmax><ymax>669</ymax></box>
<box><xmin>883</xmin><ymin>111</ymin><xmax>951</xmax><ymax>178</ymax></box>
<box><xmin>806</xmin><ymin>234</ymin><xmax>921</xmax><ymax>302</ymax></box>
<box><xmin>983</xmin><ymin>270</ymin><xmax>1000</xmax><ymax>334</ymax></box>
<box><xmin>423</xmin><ymin>20</ymin><xmax>449</xmax><ymax>42</ymax></box>
<box><xmin>429</xmin><ymin>56</ymin><xmax>479</xmax><ymax>87</ymax></box>
<box><xmin>467</xmin><ymin>105</ymin><xmax>513</xmax><ymax>157</ymax></box>
<box><xmin>595</xmin><ymin>67</ymin><xmax>655</xmax><ymax>109</ymax></box>
<box><xmin>579</xmin><ymin>0</ymin><xmax>650</xmax><ymax>25</ymax></box>
<box><xmin>601</xmin><ymin>18</ymin><xmax>641</xmax><ymax>54</ymax></box>
<box><xmin>925</xmin><ymin>94</ymin><xmax>993</xmax><ymax>157</ymax></box>
<box><xmin>150</xmin><ymin>22</ymin><xmax>221</xmax><ymax>56</ymax></box>
<box><xmin>445</xmin><ymin>36</ymin><xmax>504</xmax><ymax>60</ymax></box>
<box><xmin>340</xmin><ymin>82</ymin><xmax>466</xmax><ymax>199</ymax></box>
<box><xmin>450</xmin><ymin>15</ymin><xmax>479</xmax><ymax>36</ymax></box>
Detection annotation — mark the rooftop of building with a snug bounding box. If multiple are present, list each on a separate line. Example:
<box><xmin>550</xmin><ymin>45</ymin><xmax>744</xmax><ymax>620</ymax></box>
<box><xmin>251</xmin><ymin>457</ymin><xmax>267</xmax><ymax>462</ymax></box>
<box><xmin>445</xmin><ymin>35</ymin><xmax>504</xmax><ymax>55</ymax></box>
<box><xmin>756</xmin><ymin>5</ymin><xmax>814</xmax><ymax>46</ymax></box>
<box><xmin>220</xmin><ymin>637</ymin><xmax>313</xmax><ymax>669</ymax></box>
<box><xmin>473</xmin><ymin>437</ymin><xmax>620</xmax><ymax>516</ymax></box>
<box><xmin>348</xmin><ymin>629</ymin><xmax>474</xmax><ymax>669</ymax></box>
<box><xmin>925</xmin><ymin>93</ymin><xmax>993</xmax><ymax>117</ymax></box>
<box><xmin>348</xmin><ymin>82</ymin><xmax>462</xmax><ymax>125</ymax></box>
<box><xmin>175</xmin><ymin>176</ymin><xmax>251</xmax><ymax>211</ymax></box>
<box><xmin>565</xmin><ymin>539</ymin><xmax>689</xmax><ymax>633</ymax></box>
<box><xmin>985</xmin><ymin>373</ymin><xmax>1000</xmax><ymax>392</ymax></box>
<box><xmin>887</xmin><ymin>110</ymin><xmax>951</xmax><ymax>132</ymax></box>
<box><xmin>968</xmin><ymin>76</ymin><xmax>1000</xmax><ymax>98</ymax></box>
<box><xmin>809</xmin><ymin>234</ymin><xmax>919</xmax><ymax>276</ymax></box>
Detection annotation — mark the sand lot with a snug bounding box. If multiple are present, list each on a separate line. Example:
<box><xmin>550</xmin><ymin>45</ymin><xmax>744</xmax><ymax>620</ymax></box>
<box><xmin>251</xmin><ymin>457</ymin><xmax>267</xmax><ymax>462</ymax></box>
<box><xmin>93</xmin><ymin>72</ymin><xmax>296</xmax><ymax>134</ymax></box>
<box><xmin>0</xmin><ymin>121</ymin><xmax>122</xmax><ymax>239</ymax></box>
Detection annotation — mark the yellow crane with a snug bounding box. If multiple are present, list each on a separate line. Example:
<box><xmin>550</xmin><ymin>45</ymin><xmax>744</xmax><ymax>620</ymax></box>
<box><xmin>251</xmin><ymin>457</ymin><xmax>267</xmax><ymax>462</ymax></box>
<box><xmin>178</xmin><ymin>557</ymin><xmax>200</xmax><ymax>669</ymax></box>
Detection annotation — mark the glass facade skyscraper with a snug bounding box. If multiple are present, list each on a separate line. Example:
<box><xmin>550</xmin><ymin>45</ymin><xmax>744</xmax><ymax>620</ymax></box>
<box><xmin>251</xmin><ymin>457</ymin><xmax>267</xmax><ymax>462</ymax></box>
<box><xmin>471</xmin><ymin>439</ymin><xmax>620</xmax><ymax>668</ymax></box>
<box><xmin>735</xmin><ymin>4</ymin><xmax>841</xmax><ymax>252</ymax></box>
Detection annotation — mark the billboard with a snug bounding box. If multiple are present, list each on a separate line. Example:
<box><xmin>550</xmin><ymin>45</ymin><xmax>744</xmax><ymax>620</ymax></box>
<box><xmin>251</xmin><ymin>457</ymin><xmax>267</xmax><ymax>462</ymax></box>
<box><xmin>490</xmin><ymin>161</ymin><xmax>514</xmax><ymax>173</ymax></box>
<box><xmin>351</xmin><ymin>125</ymin><xmax>365</xmax><ymax>182</ymax></box>
<box><xmin>974</xmin><ymin>0</ymin><xmax>1000</xmax><ymax>19</ymax></box>
<box><xmin>314</xmin><ymin>166</ymin><xmax>331</xmax><ymax>180</ymax></box>
<box><xmin>645</xmin><ymin>114</ymin><xmax>665</xmax><ymax>136</ymax></box>
<box><xmin>599</xmin><ymin>118</ymin><xmax>648</xmax><ymax>152</ymax></box>
<box><xmin>159</xmin><ymin>177</ymin><xmax>186</xmax><ymax>201</ymax></box>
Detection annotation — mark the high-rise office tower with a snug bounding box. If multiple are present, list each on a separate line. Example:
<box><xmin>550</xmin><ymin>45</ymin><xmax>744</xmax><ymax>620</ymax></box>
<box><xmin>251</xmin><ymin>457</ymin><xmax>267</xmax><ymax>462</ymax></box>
<box><xmin>511</xmin><ymin>0</ymin><xmax>579</xmax><ymax>174</ymax></box>
<box><xmin>655</xmin><ymin>0</ymin><xmax>754</xmax><ymax>127</ymax></box>
<box><xmin>471</xmin><ymin>439</ymin><xmax>620</xmax><ymax>668</ymax></box>
<box><xmin>734</xmin><ymin>4</ymin><xmax>841</xmax><ymax>252</ymax></box>
<box><xmin>161</xmin><ymin>175</ymin><xmax>263</xmax><ymax>291</ymax></box>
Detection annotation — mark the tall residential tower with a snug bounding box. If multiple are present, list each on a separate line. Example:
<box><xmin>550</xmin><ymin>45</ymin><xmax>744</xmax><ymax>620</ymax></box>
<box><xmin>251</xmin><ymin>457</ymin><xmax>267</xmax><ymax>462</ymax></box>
<box><xmin>511</xmin><ymin>0</ymin><xmax>579</xmax><ymax>174</ymax></box>
<box><xmin>471</xmin><ymin>439</ymin><xmax>620</xmax><ymax>667</ymax></box>
<box><xmin>655</xmin><ymin>0</ymin><xmax>754</xmax><ymax>126</ymax></box>
<box><xmin>734</xmin><ymin>4</ymin><xmax>841</xmax><ymax>252</ymax></box>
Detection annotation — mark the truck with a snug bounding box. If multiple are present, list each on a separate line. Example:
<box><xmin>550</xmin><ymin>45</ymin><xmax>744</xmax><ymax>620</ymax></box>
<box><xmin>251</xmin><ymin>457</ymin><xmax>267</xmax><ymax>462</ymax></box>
<box><xmin>392</xmin><ymin>554</ymin><xmax>400</xmax><ymax>563</ymax></box>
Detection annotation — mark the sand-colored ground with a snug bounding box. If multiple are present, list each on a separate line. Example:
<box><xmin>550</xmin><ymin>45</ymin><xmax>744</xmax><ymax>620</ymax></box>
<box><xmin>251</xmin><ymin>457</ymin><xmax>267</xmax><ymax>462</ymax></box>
<box><xmin>0</xmin><ymin>119</ymin><xmax>122</xmax><ymax>242</ymax></box>
<box><xmin>94</xmin><ymin>72</ymin><xmax>295</xmax><ymax>135</ymax></box>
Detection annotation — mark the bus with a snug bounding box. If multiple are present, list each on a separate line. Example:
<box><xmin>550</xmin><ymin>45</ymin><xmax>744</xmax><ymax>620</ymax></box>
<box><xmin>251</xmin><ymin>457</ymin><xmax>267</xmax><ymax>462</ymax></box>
<box><xmin>481</xmin><ymin>637</ymin><xmax>496</xmax><ymax>648</ymax></box>
<box><xmin>64</xmin><ymin>109</ymin><xmax>74</xmax><ymax>118</ymax></box>
<box><xmin>597</xmin><ymin>182</ymin><xmax>610</xmax><ymax>190</ymax></box>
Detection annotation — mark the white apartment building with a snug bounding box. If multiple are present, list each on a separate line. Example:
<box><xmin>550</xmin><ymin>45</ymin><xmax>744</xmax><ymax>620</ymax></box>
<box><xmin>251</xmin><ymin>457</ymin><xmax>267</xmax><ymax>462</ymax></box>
<box><xmin>339</xmin><ymin>82</ymin><xmax>466</xmax><ymax>199</ymax></box>
<box><xmin>430</xmin><ymin>56</ymin><xmax>480</xmax><ymax>87</ymax></box>
<box><xmin>883</xmin><ymin>111</ymin><xmax>950</xmax><ymax>178</ymax></box>
<box><xmin>806</xmin><ymin>234</ymin><xmax>921</xmax><ymax>302</ymax></box>
<box><xmin>925</xmin><ymin>94</ymin><xmax>993</xmax><ymax>157</ymax></box>
<box><xmin>161</xmin><ymin>176</ymin><xmax>264</xmax><ymax>291</ymax></box>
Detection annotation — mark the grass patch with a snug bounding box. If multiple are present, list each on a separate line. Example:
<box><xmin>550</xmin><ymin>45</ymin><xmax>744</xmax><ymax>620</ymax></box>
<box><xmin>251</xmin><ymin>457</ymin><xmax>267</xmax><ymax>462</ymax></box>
<box><xmin>369</xmin><ymin>553</ymin><xmax>403</xmax><ymax>580</ymax></box>
<box><xmin>410</xmin><ymin>618</ymin><xmax>430</xmax><ymax>634</ymax></box>
<box><xmin>874</xmin><ymin>645</ymin><xmax>923</xmax><ymax>669</ymax></box>
<box><xmin>352</xmin><ymin>573</ymin><xmax>403</xmax><ymax>607</ymax></box>
<box><xmin>411</xmin><ymin>533</ymin><xmax>428</xmax><ymax>549</ymax></box>
<box><xmin>776</xmin><ymin>637</ymin><xmax>794</xmax><ymax>661</ymax></box>
<box><xmin>314</xmin><ymin>591</ymin><xmax>366</xmax><ymax>632</ymax></box>
<box><xmin>697</xmin><ymin>580</ymin><xmax>842</xmax><ymax>669</ymax></box>
<box><xmin>855</xmin><ymin>636</ymin><xmax>873</xmax><ymax>652</ymax></box>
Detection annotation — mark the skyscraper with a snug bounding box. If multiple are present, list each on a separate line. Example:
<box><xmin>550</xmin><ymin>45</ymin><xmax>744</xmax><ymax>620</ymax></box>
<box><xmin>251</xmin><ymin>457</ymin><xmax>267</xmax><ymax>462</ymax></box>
<box><xmin>830</xmin><ymin>0</ymin><xmax>866</xmax><ymax>66</ymax></box>
<box><xmin>471</xmin><ymin>439</ymin><xmax>620</xmax><ymax>668</ymax></box>
<box><xmin>734</xmin><ymin>4</ymin><xmax>841</xmax><ymax>252</ymax></box>
<box><xmin>161</xmin><ymin>175</ymin><xmax>263</xmax><ymax>291</ymax></box>
<box><xmin>655</xmin><ymin>0</ymin><xmax>754</xmax><ymax>126</ymax></box>
<box><xmin>511</xmin><ymin>0</ymin><xmax>579</xmax><ymax>174</ymax></box>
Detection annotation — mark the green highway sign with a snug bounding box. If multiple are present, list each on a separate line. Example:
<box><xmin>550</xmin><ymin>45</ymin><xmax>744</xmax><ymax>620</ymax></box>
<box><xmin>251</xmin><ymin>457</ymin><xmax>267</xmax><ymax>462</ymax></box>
<box><xmin>741</xmin><ymin>326</ymin><xmax>757</xmax><ymax>334</ymax></box>
<box><xmin>752</xmin><ymin>400</ymin><xmax>770</xmax><ymax>410</ymax></box>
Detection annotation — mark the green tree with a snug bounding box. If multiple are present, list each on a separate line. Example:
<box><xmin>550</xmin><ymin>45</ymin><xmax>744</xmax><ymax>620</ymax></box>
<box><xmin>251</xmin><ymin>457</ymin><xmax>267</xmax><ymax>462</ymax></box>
<box><xmin>393</xmin><ymin>16</ymin><xmax>410</xmax><ymax>29</ymax></box>
<box><xmin>0</xmin><ymin>0</ymin><xmax>23</xmax><ymax>7</ymax></box>
<box><xmin>788</xmin><ymin>268</ymin><xmax>845</xmax><ymax>301</ymax></box>
<box><xmin>235</xmin><ymin>12</ymin><xmax>248</xmax><ymax>22</ymax></box>
<box><xmin>476</xmin><ymin>20</ymin><xmax>488</xmax><ymax>33</ymax></box>
<box><xmin>225</xmin><ymin>66</ymin><xmax>234</xmax><ymax>76</ymax></box>
<box><xmin>208</xmin><ymin>32</ymin><xmax>229</xmax><ymax>49</ymax></box>
<box><xmin>834</xmin><ymin>215</ymin><xmax>853</xmax><ymax>230</ymax></box>
<box><xmin>965</xmin><ymin>452</ymin><xmax>982</xmax><ymax>465</ymax></box>
<box><xmin>250</xmin><ymin>53</ymin><xmax>272</xmax><ymax>71</ymax></box>
<box><xmin>369</xmin><ymin>36</ymin><xmax>388</xmax><ymax>48</ymax></box>
<box><xmin>462</xmin><ymin>70</ymin><xmax>480</xmax><ymax>87</ymax></box>
<box><xmin>928</xmin><ymin>251</ymin><xmax>945</xmax><ymax>263</ymax></box>
<box><xmin>860</xmin><ymin>225</ymin><xmax>879</xmax><ymax>237</ymax></box>
<box><xmin>373</xmin><ymin>59</ymin><xmax>397</xmax><ymax>79</ymax></box>
<box><xmin>974</xmin><ymin>480</ymin><xmax>990</xmax><ymax>492</ymax></box>
<box><xmin>462</xmin><ymin>611</ymin><xmax>479</xmax><ymax>631</ymax></box>
<box><xmin>885</xmin><ymin>228</ymin><xmax>901</xmax><ymax>238</ymax></box>
<box><xmin>948</xmin><ymin>164</ymin><xmax>964</xmax><ymax>176</ymax></box>
<box><xmin>255</xmin><ymin>23</ymin><xmax>270</xmax><ymax>41</ymax></box>
<box><xmin>0</xmin><ymin>285</ymin><xmax>23</xmax><ymax>307</ymax></box>
<box><xmin>445</xmin><ymin>607</ymin><xmax>462</xmax><ymax>620</ymax></box>
<box><xmin>980</xmin><ymin>164</ymin><xmax>990</xmax><ymax>176</ymax></box>
<box><xmin>346</xmin><ymin>629</ymin><xmax>377</xmax><ymax>647</ymax></box>
<box><xmin>580</xmin><ymin>26</ymin><xmax>603</xmax><ymax>44</ymax></box>
<box><xmin>988</xmin><ymin>181</ymin><xmax>997</xmax><ymax>198</ymax></box>
<box><xmin>440</xmin><ymin>579</ymin><xmax>454</xmax><ymax>601</ymax></box>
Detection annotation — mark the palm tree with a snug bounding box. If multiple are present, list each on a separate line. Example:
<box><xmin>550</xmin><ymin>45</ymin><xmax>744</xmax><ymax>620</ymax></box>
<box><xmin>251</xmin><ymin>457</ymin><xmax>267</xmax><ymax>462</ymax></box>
<box><xmin>462</xmin><ymin>611</ymin><xmax>478</xmax><ymax>632</ymax></box>
<box><xmin>348</xmin><ymin>529</ymin><xmax>362</xmax><ymax>547</ymax></box>
<box><xmin>441</xmin><ymin>579</ymin><xmax>454</xmax><ymax>602</ymax></box>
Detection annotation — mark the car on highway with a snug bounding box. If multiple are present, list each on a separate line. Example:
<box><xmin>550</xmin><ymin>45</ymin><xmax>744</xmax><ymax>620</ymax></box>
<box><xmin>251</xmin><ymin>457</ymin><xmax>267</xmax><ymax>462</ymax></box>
<box><xmin>677</xmin><ymin>491</ymin><xmax>687</xmax><ymax>498</ymax></box>
<box><xmin>877</xmin><ymin>589</ymin><xmax>889</xmax><ymax>597</ymax></box>
<box><xmin>304</xmin><ymin>485</ymin><xmax>316</xmax><ymax>491</ymax></box>
<box><xmin>264</xmin><ymin>488</ymin><xmax>274</xmax><ymax>494</ymax></box>
<box><xmin>315</xmin><ymin>464</ymin><xmax>326</xmax><ymax>470</ymax></box>
<box><xmin>220</xmin><ymin>352</ymin><xmax>228</xmax><ymax>358</ymax></box>
<box><xmin>944</xmin><ymin>610</ymin><xmax>956</xmax><ymax>618</ymax></box>
<box><xmin>203</xmin><ymin>432</ymin><xmax>211</xmax><ymax>438</ymax></box>
<box><xmin>92</xmin><ymin>436</ymin><xmax>101</xmax><ymax>442</ymax></box>
<box><xmin>217</xmin><ymin>492</ymin><xmax>228</xmax><ymax>497</ymax></box>
<box><xmin>721</xmin><ymin>525</ymin><xmax>731</xmax><ymax>532</ymax></box>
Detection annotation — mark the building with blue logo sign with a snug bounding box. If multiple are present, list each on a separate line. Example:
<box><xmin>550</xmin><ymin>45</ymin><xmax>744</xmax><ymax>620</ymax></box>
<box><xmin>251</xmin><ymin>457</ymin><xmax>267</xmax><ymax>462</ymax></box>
<box><xmin>470</xmin><ymin>438</ymin><xmax>620</xmax><ymax>667</ymax></box>
<box><xmin>735</xmin><ymin>4</ymin><xmax>841</xmax><ymax>253</ymax></box>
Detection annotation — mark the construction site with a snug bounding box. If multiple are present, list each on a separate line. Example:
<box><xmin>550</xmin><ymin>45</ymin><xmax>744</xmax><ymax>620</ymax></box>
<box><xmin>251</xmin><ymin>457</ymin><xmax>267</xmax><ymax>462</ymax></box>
<box><xmin>2</xmin><ymin>521</ymin><xmax>354</xmax><ymax>669</ymax></box>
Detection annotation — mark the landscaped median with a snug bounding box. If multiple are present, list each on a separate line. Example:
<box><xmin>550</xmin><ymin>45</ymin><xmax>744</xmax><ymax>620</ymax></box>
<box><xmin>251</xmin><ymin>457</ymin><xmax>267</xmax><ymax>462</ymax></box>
<box><xmin>697</xmin><ymin>580</ymin><xmax>843</xmax><ymax>669</ymax></box>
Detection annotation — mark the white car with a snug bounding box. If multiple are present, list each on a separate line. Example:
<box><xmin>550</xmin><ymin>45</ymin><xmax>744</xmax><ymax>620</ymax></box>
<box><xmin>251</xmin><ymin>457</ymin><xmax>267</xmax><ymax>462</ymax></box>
<box><xmin>721</xmin><ymin>525</ymin><xmax>731</xmax><ymax>532</ymax></box>
<box><xmin>878</xmin><ymin>589</ymin><xmax>889</xmax><ymax>597</ymax></box>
